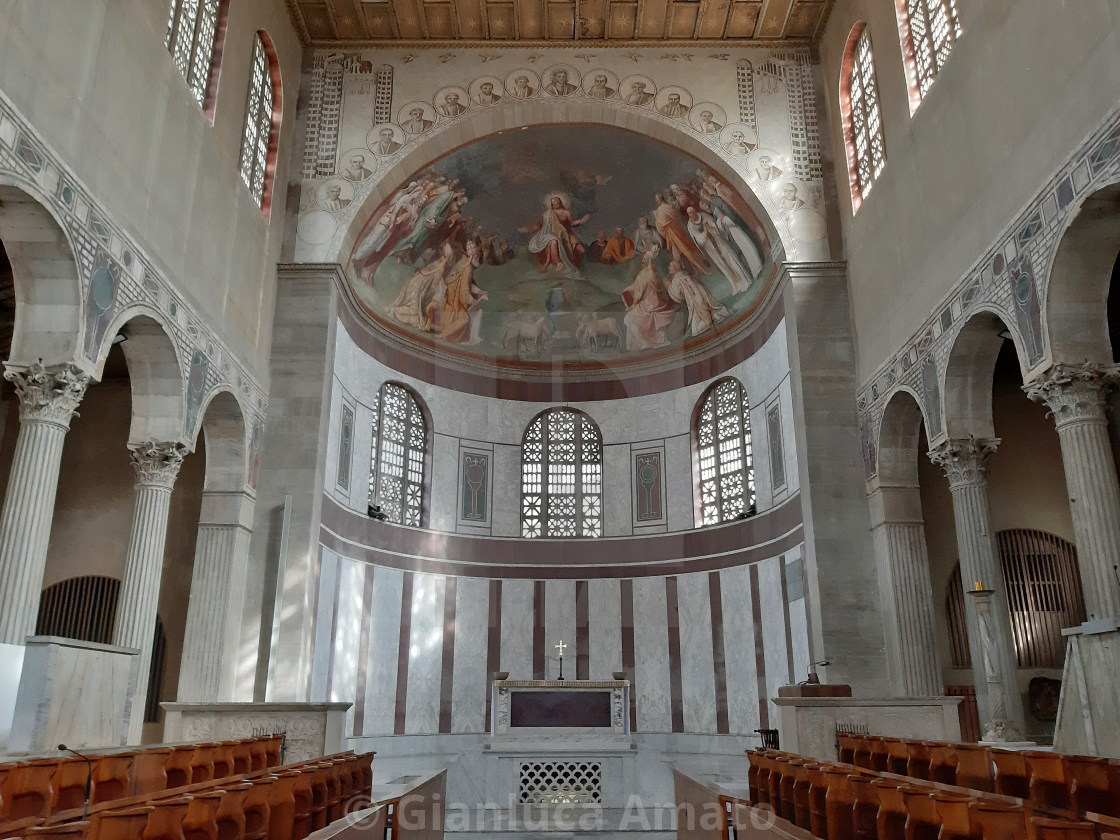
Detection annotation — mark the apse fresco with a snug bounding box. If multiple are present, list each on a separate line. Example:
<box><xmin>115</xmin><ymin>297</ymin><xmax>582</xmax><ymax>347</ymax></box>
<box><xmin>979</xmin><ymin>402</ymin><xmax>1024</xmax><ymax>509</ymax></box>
<box><xmin>346</xmin><ymin>125</ymin><xmax>777</xmax><ymax>365</ymax></box>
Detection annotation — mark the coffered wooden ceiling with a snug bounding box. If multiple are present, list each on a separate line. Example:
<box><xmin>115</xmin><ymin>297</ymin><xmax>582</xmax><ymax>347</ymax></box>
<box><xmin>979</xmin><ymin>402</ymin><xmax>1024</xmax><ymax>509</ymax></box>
<box><xmin>285</xmin><ymin>0</ymin><xmax>832</xmax><ymax>45</ymax></box>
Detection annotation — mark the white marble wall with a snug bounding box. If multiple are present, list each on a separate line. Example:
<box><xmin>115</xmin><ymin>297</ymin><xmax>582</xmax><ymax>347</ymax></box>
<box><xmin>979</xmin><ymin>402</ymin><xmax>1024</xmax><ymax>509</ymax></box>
<box><xmin>313</xmin><ymin>549</ymin><xmax>807</xmax><ymax>738</ymax></box>
<box><xmin>327</xmin><ymin>313</ymin><xmax>797</xmax><ymax>539</ymax></box>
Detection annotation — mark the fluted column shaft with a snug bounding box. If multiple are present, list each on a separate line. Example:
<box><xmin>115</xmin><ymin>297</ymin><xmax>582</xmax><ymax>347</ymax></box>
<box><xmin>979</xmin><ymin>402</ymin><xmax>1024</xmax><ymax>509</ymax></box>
<box><xmin>929</xmin><ymin>437</ymin><xmax>1027</xmax><ymax>737</ymax></box>
<box><xmin>868</xmin><ymin>485</ymin><xmax>942</xmax><ymax>696</ymax></box>
<box><xmin>1025</xmin><ymin>363</ymin><xmax>1120</xmax><ymax>621</ymax></box>
<box><xmin>112</xmin><ymin>441</ymin><xmax>188</xmax><ymax>743</ymax></box>
<box><xmin>0</xmin><ymin>363</ymin><xmax>89</xmax><ymax>645</ymax></box>
<box><xmin>177</xmin><ymin>490</ymin><xmax>255</xmax><ymax>702</ymax></box>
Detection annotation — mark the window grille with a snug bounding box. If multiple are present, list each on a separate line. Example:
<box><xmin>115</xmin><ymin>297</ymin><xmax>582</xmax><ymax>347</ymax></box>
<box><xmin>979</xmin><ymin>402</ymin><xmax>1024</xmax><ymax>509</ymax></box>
<box><xmin>238</xmin><ymin>34</ymin><xmax>276</xmax><ymax>207</ymax></box>
<box><xmin>165</xmin><ymin>0</ymin><xmax>222</xmax><ymax>108</ymax></box>
<box><xmin>521</xmin><ymin>409</ymin><xmax>603</xmax><ymax>538</ymax></box>
<box><xmin>369</xmin><ymin>383</ymin><xmax>427</xmax><ymax>526</ymax></box>
<box><xmin>946</xmin><ymin>530</ymin><xmax>1085</xmax><ymax>669</ymax></box>
<box><xmin>519</xmin><ymin>762</ymin><xmax>602</xmax><ymax>804</ymax></box>
<box><xmin>902</xmin><ymin>0</ymin><xmax>961</xmax><ymax>103</ymax></box>
<box><xmin>696</xmin><ymin>378</ymin><xmax>755</xmax><ymax>525</ymax></box>
<box><xmin>846</xmin><ymin>27</ymin><xmax>886</xmax><ymax>203</ymax></box>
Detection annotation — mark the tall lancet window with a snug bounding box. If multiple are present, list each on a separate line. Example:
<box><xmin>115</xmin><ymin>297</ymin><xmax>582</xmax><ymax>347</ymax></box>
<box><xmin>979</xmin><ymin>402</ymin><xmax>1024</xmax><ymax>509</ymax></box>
<box><xmin>165</xmin><ymin>0</ymin><xmax>226</xmax><ymax>112</ymax></box>
<box><xmin>897</xmin><ymin>0</ymin><xmax>962</xmax><ymax>112</ymax></box>
<box><xmin>521</xmin><ymin>409</ymin><xmax>603</xmax><ymax>538</ymax></box>
<box><xmin>238</xmin><ymin>33</ymin><xmax>282</xmax><ymax>211</ymax></box>
<box><xmin>696</xmin><ymin>378</ymin><xmax>755</xmax><ymax>525</ymax></box>
<box><xmin>369</xmin><ymin>383</ymin><xmax>427</xmax><ymax>527</ymax></box>
<box><xmin>841</xmin><ymin>23</ymin><xmax>887</xmax><ymax>211</ymax></box>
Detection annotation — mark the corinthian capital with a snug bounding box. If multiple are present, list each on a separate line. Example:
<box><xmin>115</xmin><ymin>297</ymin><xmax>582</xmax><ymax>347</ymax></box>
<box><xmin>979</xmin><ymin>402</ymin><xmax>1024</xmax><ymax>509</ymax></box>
<box><xmin>1023</xmin><ymin>362</ymin><xmax>1120</xmax><ymax>428</ymax></box>
<box><xmin>927</xmin><ymin>437</ymin><xmax>1000</xmax><ymax>487</ymax></box>
<box><xmin>129</xmin><ymin>441</ymin><xmax>190</xmax><ymax>488</ymax></box>
<box><xmin>3</xmin><ymin>361</ymin><xmax>90</xmax><ymax>427</ymax></box>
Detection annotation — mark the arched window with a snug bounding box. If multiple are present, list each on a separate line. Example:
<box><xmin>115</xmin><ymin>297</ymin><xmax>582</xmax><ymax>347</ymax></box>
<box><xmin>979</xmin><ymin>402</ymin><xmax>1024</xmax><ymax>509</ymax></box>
<box><xmin>695</xmin><ymin>378</ymin><xmax>755</xmax><ymax>525</ymax></box>
<box><xmin>369</xmin><ymin>383</ymin><xmax>427</xmax><ymax>527</ymax></box>
<box><xmin>521</xmin><ymin>409</ymin><xmax>603</xmax><ymax>538</ymax></box>
<box><xmin>165</xmin><ymin>0</ymin><xmax>227</xmax><ymax>114</ymax></box>
<box><xmin>840</xmin><ymin>24</ymin><xmax>887</xmax><ymax>212</ymax></box>
<box><xmin>896</xmin><ymin>0</ymin><xmax>962</xmax><ymax>112</ymax></box>
<box><xmin>946</xmin><ymin>530</ymin><xmax>1086</xmax><ymax>669</ymax></box>
<box><xmin>238</xmin><ymin>32</ymin><xmax>282</xmax><ymax>213</ymax></box>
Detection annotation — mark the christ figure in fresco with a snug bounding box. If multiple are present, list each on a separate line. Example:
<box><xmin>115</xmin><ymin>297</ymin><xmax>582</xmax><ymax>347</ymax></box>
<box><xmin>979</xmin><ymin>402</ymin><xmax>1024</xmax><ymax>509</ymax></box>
<box><xmin>522</xmin><ymin>195</ymin><xmax>590</xmax><ymax>278</ymax></box>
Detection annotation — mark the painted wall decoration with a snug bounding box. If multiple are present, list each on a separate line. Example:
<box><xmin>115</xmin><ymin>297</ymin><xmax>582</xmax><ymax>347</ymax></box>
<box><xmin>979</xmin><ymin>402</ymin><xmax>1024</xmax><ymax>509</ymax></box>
<box><xmin>766</xmin><ymin>402</ymin><xmax>785</xmax><ymax>491</ymax></box>
<box><xmin>337</xmin><ymin>405</ymin><xmax>354</xmax><ymax>491</ymax></box>
<box><xmin>461</xmin><ymin>451</ymin><xmax>489</xmax><ymax>522</ymax></box>
<box><xmin>345</xmin><ymin>124</ymin><xmax>777</xmax><ymax>370</ymax></box>
<box><xmin>634</xmin><ymin>450</ymin><xmax>663</xmax><ymax>522</ymax></box>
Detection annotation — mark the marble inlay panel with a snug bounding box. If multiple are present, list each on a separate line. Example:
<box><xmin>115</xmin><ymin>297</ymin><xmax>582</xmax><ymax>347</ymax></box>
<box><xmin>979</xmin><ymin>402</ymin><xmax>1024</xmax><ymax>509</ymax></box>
<box><xmin>330</xmin><ymin>558</ymin><xmax>366</xmax><ymax>736</ymax></box>
<box><xmin>405</xmin><ymin>573</ymin><xmax>446</xmax><ymax>734</ymax></box>
<box><xmin>677</xmin><ymin>571</ymin><xmax>717</xmax><ymax>733</ymax></box>
<box><xmin>757</xmin><ymin>557</ymin><xmax>790</xmax><ymax>722</ymax></box>
<box><xmin>451</xmin><ymin>577</ymin><xmax>490</xmax><ymax>732</ymax></box>
<box><xmin>603</xmin><ymin>444</ymin><xmax>632</xmax><ymax>537</ymax></box>
<box><xmin>544</xmin><ymin>579</ymin><xmax>577</xmax><ymax>680</ymax></box>
<box><xmin>633</xmin><ymin>577</ymin><xmax>671</xmax><ymax>732</ymax></box>
<box><xmin>430</xmin><ymin>434</ymin><xmax>459</xmax><ymax>533</ymax></box>
<box><xmin>664</xmin><ymin>434</ymin><xmax>695</xmax><ymax>532</ymax></box>
<box><xmin>588</xmin><ymin>579</ymin><xmax>622</xmax><ymax>681</ymax></box>
<box><xmin>362</xmin><ymin>566</ymin><xmax>404</xmax><ymax>735</ymax></box>
<box><xmin>349</xmin><ymin>401</ymin><xmax>376</xmax><ymax>512</ymax></box>
<box><xmin>490</xmin><ymin>444</ymin><xmax>522</xmax><ymax>538</ymax></box>
<box><xmin>501</xmin><ymin>580</ymin><xmax>535</xmax><ymax>680</ymax></box>
<box><xmin>720</xmin><ymin>564</ymin><xmax>760</xmax><ymax>735</ymax></box>
<box><xmin>787</xmin><ymin>554</ymin><xmax>810</xmax><ymax>684</ymax></box>
<box><xmin>310</xmin><ymin>550</ymin><xmax>339</xmax><ymax>702</ymax></box>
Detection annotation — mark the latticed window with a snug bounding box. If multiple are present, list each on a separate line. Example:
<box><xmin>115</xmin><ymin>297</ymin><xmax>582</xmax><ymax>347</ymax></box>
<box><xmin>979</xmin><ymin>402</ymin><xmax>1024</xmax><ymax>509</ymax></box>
<box><xmin>165</xmin><ymin>0</ymin><xmax>222</xmax><ymax>108</ymax></box>
<box><xmin>369</xmin><ymin>383</ymin><xmax>427</xmax><ymax>527</ymax></box>
<box><xmin>946</xmin><ymin>530</ymin><xmax>1086</xmax><ymax>669</ymax></box>
<box><xmin>843</xmin><ymin>26</ymin><xmax>886</xmax><ymax>207</ymax></box>
<box><xmin>696</xmin><ymin>378</ymin><xmax>755</xmax><ymax>525</ymax></box>
<box><xmin>900</xmin><ymin>0</ymin><xmax>961</xmax><ymax>106</ymax></box>
<box><xmin>521</xmin><ymin>409</ymin><xmax>603</xmax><ymax>538</ymax></box>
<box><xmin>238</xmin><ymin>34</ymin><xmax>276</xmax><ymax>207</ymax></box>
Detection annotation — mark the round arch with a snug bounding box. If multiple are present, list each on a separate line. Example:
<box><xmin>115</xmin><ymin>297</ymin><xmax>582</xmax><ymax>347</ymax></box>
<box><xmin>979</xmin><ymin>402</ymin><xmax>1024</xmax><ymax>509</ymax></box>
<box><xmin>1043</xmin><ymin>181</ymin><xmax>1120</xmax><ymax>365</ymax></box>
<box><xmin>332</xmin><ymin>98</ymin><xmax>790</xmax><ymax>266</ymax></box>
<box><xmin>99</xmin><ymin>310</ymin><xmax>188</xmax><ymax>446</ymax></box>
<box><xmin>193</xmin><ymin>387</ymin><xmax>249</xmax><ymax>493</ymax></box>
<box><xmin>0</xmin><ymin>179</ymin><xmax>84</xmax><ymax>368</ymax></box>
<box><xmin>942</xmin><ymin>307</ymin><xmax>1027</xmax><ymax>439</ymax></box>
<box><xmin>876</xmin><ymin>387</ymin><xmax>931</xmax><ymax>487</ymax></box>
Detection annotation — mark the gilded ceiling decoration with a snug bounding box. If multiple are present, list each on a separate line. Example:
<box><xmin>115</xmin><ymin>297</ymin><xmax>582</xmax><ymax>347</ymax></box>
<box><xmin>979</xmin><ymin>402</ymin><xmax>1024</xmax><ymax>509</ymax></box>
<box><xmin>284</xmin><ymin>0</ymin><xmax>832</xmax><ymax>45</ymax></box>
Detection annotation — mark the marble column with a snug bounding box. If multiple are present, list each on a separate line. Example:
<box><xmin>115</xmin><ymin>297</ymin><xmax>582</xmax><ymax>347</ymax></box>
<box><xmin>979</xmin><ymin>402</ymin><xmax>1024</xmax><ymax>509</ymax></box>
<box><xmin>112</xmin><ymin>440</ymin><xmax>189</xmax><ymax>742</ymax></box>
<box><xmin>867</xmin><ymin>483</ymin><xmax>942</xmax><ymax>696</ymax></box>
<box><xmin>0</xmin><ymin>362</ymin><xmax>90</xmax><ymax>646</ymax></box>
<box><xmin>177</xmin><ymin>489</ymin><xmax>255</xmax><ymax>702</ymax></box>
<box><xmin>928</xmin><ymin>437</ymin><xmax>1027</xmax><ymax>738</ymax></box>
<box><xmin>1024</xmin><ymin>362</ymin><xmax>1120</xmax><ymax>621</ymax></box>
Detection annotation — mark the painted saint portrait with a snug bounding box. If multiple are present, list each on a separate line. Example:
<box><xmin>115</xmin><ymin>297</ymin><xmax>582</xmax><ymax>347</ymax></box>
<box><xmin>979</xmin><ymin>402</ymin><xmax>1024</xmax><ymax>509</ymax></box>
<box><xmin>345</xmin><ymin>125</ymin><xmax>777</xmax><ymax>367</ymax></box>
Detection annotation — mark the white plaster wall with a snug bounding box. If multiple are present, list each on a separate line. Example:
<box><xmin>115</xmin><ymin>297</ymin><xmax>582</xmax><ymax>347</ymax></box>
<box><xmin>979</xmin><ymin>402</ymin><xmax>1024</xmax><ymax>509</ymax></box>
<box><xmin>818</xmin><ymin>0</ymin><xmax>1120</xmax><ymax>380</ymax></box>
<box><xmin>0</xmin><ymin>0</ymin><xmax>302</xmax><ymax>374</ymax></box>
<box><xmin>328</xmin><ymin>311</ymin><xmax>797</xmax><ymax>537</ymax></box>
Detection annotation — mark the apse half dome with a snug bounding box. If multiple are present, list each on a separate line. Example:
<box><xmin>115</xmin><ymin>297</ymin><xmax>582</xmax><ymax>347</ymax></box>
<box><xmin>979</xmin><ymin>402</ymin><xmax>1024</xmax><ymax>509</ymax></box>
<box><xmin>343</xmin><ymin>124</ymin><xmax>782</xmax><ymax>390</ymax></box>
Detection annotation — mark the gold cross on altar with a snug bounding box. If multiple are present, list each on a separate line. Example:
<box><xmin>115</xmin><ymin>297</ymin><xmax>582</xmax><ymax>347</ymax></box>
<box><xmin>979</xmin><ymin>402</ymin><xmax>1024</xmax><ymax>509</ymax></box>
<box><xmin>555</xmin><ymin>639</ymin><xmax>567</xmax><ymax>657</ymax></box>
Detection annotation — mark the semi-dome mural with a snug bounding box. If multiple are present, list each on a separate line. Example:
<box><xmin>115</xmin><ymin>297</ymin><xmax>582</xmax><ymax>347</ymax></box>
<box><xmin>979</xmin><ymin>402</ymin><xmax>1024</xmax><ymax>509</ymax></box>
<box><xmin>344</xmin><ymin>124</ymin><xmax>780</xmax><ymax>371</ymax></box>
